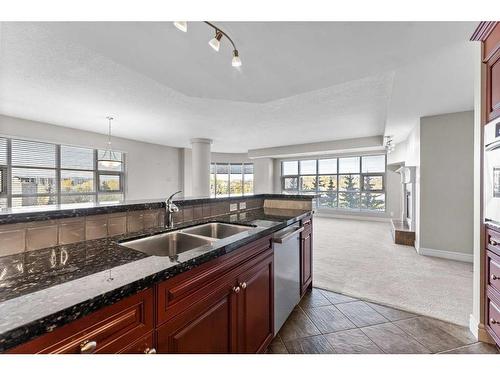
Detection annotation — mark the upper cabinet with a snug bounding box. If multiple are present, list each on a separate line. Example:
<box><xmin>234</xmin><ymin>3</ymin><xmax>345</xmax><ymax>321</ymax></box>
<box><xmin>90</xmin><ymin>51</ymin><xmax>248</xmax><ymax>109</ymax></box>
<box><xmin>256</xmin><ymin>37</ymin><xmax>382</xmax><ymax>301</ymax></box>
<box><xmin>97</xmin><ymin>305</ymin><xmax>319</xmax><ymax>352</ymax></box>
<box><xmin>472</xmin><ymin>22</ymin><xmax>500</xmax><ymax>123</ymax></box>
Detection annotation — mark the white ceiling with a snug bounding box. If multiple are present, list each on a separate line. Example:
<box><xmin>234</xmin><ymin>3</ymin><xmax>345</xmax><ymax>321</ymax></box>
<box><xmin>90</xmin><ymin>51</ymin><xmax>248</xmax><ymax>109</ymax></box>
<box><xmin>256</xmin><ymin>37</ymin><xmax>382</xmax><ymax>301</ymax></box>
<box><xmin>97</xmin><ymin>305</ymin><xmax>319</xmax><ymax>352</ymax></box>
<box><xmin>0</xmin><ymin>22</ymin><xmax>476</xmax><ymax>152</ymax></box>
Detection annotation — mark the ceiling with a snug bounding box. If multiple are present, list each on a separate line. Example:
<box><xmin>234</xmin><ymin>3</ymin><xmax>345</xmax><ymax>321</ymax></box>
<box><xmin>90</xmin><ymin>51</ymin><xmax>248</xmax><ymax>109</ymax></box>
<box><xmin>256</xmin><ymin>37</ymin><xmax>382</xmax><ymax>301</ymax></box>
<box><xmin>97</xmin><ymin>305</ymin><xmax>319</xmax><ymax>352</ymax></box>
<box><xmin>0</xmin><ymin>22</ymin><xmax>477</xmax><ymax>152</ymax></box>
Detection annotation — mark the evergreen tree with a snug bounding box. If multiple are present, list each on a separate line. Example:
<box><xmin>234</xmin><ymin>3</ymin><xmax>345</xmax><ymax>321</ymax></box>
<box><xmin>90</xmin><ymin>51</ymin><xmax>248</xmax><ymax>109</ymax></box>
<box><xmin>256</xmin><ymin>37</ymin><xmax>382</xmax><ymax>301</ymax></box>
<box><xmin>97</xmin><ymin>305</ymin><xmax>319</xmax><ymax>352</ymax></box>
<box><xmin>362</xmin><ymin>176</ymin><xmax>384</xmax><ymax>210</ymax></box>
<box><xmin>341</xmin><ymin>175</ymin><xmax>359</xmax><ymax>208</ymax></box>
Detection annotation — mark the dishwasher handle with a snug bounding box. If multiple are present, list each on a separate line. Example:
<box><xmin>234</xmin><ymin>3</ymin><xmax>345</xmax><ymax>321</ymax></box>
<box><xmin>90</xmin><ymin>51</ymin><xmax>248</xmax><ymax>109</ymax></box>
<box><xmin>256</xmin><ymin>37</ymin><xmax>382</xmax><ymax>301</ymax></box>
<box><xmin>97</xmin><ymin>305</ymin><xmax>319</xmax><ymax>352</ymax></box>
<box><xmin>273</xmin><ymin>226</ymin><xmax>304</xmax><ymax>244</ymax></box>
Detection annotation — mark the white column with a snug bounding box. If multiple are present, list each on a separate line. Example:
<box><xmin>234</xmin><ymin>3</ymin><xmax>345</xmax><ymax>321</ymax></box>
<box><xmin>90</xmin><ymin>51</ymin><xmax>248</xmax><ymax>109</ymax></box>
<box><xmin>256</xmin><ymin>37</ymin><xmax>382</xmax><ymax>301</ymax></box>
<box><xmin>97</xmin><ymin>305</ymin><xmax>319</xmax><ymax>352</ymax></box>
<box><xmin>191</xmin><ymin>138</ymin><xmax>212</xmax><ymax>197</ymax></box>
<box><xmin>253</xmin><ymin>158</ymin><xmax>274</xmax><ymax>194</ymax></box>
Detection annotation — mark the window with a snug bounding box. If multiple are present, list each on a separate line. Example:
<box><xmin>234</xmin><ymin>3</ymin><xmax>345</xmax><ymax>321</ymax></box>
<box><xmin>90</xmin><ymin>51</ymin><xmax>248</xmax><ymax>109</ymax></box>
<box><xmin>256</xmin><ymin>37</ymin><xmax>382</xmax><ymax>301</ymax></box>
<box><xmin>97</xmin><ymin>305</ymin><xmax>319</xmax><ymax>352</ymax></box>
<box><xmin>210</xmin><ymin>163</ymin><xmax>254</xmax><ymax>198</ymax></box>
<box><xmin>281</xmin><ymin>155</ymin><xmax>386</xmax><ymax>212</ymax></box>
<box><xmin>0</xmin><ymin>137</ymin><xmax>126</xmax><ymax>209</ymax></box>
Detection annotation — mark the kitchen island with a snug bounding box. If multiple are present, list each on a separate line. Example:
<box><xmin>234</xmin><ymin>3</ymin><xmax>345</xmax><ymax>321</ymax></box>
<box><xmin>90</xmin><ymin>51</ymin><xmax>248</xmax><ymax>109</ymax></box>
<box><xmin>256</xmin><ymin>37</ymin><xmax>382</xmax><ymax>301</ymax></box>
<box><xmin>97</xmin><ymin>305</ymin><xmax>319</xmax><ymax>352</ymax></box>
<box><xmin>0</xmin><ymin>195</ymin><xmax>314</xmax><ymax>353</ymax></box>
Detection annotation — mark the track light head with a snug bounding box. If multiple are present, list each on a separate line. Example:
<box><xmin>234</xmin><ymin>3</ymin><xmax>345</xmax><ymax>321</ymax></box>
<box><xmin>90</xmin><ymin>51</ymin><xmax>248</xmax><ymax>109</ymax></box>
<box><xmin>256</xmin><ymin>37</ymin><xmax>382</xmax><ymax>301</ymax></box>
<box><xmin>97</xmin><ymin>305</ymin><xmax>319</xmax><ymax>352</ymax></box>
<box><xmin>209</xmin><ymin>31</ymin><xmax>223</xmax><ymax>52</ymax></box>
<box><xmin>232</xmin><ymin>49</ymin><xmax>242</xmax><ymax>67</ymax></box>
<box><xmin>173</xmin><ymin>21</ymin><xmax>187</xmax><ymax>32</ymax></box>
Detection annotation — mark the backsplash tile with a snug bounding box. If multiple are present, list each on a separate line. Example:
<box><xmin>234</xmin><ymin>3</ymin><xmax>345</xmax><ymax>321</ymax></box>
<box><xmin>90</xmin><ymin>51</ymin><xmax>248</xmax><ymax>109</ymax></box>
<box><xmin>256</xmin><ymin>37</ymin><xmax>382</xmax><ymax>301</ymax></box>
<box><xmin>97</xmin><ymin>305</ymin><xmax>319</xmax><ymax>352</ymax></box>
<box><xmin>0</xmin><ymin>224</ymin><xmax>26</xmax><ymax>257</ymax></box>
<box><xmin>143</xmin><ymin>210</ymin><xmax>159</xmax><ymax>229</ymax></box>
<box><xmin>58</xmin><ymin>218</ymin><xmax>85</xmax><ymax>245</ymax></box>
<box><xmin>127</xmin><ymin>212</ymin><xmax>144</xmax><ymax>233</ymax></box>
<box><xmin>26</xmin><ymin>223</ymin><xmax>58</xmax><ymax>251</ymax></box>
<box><xmin>85</xmin><ymin>216</ymin><xmax>108</xmax><ymax>240</ymax></box>
<box><xmin>0</xmin><ymin>197</ymin><xmax>266</xmax><ymax>256</ymax></box>
<box><xmin>108</xmin><ymin>214</ymin><xmax>127</xmax><ymax>236</ymax></box>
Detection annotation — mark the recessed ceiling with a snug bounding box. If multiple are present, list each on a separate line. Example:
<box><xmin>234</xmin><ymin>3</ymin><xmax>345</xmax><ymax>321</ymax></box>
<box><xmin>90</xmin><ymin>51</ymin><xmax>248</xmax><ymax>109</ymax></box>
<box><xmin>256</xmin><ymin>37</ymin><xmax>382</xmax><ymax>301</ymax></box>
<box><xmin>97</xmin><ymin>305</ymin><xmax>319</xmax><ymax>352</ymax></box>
<box><xmin>0</xmin><ymin>21</ymin><xmax>476</xmax><ymax>152</ymax></box>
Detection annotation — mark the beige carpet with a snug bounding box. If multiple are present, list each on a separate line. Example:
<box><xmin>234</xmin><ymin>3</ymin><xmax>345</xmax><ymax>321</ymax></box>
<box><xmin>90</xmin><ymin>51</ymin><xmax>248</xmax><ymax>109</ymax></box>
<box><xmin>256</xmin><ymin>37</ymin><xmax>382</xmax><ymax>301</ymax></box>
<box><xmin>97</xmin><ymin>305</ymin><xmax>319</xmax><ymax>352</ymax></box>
<box><xmin>313</xmin><ymin>216</ymin><xmax>473</xmax><ymax>326</ymax></box>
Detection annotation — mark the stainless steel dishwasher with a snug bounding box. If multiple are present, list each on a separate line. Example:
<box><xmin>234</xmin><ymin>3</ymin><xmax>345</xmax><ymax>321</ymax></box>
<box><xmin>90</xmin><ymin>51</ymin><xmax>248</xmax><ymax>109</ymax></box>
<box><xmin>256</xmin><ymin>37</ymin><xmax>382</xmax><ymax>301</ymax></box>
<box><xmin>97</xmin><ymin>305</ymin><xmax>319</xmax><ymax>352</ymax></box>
<box><xmin>273</xmin><ymin>224</ymin><xmax>303</xmax><ymax>334</ymax></box>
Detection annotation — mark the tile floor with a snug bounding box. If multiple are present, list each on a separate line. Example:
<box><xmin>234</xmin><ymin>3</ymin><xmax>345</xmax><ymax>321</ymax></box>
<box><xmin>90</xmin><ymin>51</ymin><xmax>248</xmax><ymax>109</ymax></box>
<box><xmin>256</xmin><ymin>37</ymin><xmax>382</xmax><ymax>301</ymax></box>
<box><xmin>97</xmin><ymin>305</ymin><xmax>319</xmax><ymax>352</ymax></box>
<box><xmin>267</xmin><ymin>288</ymin><xmax>499</xmax><ymax>354</ymax></box>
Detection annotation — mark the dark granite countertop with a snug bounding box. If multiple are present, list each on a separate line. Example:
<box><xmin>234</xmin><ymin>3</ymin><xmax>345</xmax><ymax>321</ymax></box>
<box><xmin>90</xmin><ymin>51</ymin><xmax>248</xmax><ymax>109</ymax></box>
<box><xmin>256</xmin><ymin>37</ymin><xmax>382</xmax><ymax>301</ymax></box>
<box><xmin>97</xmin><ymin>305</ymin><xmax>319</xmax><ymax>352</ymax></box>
<box><xmin>0</xmin><ymin>207</ymin><xmax>312</xmax><ymax>352</ymax></box>
<box><xmin>0</xmin><ymin>194</ymin><xmax>315</xmax><ymax>225</ymax></box>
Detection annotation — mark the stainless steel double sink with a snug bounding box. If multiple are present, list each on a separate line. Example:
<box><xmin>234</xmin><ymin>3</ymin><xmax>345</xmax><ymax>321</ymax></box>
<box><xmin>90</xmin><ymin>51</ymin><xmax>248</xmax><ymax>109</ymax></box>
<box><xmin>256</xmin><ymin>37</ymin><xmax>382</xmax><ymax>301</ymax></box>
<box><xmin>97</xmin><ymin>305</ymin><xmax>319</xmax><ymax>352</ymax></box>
<box><xmin>119</xmin><ymin>222</ymin><xmax>253</xmax><ymax>258</ymax></box>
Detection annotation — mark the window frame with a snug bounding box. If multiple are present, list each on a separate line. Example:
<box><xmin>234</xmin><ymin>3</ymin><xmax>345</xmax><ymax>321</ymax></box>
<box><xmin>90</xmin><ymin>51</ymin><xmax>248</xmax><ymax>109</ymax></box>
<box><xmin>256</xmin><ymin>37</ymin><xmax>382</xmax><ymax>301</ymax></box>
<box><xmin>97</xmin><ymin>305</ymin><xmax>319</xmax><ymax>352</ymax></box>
<box><xmin>280</xmin><ymin>154</ymin><xmax>387</xmax><ymax>212</ymax></box>
<box><xmin>210</xmin><ymin>162</ymin><xmax>254</xmax><ymax>198</ymax></box>
<box><xmin>0</xmin><ymin>137</ymin><xmax>127</xmax><ymax>209</ymax></box>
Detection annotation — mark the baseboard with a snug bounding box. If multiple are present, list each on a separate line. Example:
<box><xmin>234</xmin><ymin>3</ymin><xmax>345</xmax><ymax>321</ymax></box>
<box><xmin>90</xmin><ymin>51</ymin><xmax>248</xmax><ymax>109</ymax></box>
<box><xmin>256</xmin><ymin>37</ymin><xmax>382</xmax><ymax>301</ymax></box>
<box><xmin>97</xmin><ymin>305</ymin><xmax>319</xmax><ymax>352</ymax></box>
<box><xmin>417</xmin><ymin>247</ymin><xmax>473</xmax><ymax>263</ymax></box>
<box><xmin>315</xmin><ymin>212</ymin><xmax>391</xmax><ymax>223</ymax></box>
<box><xmin>469</xmin><ymin>314</ymin><xmax>479</xmax><ymax>340</ymax></box>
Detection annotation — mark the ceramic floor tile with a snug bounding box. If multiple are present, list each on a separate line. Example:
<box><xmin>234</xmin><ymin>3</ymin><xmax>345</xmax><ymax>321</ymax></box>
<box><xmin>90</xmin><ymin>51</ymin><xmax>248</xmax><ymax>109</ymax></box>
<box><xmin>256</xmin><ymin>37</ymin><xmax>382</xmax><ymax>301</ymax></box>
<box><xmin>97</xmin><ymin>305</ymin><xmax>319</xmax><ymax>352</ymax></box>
<box><xmin>324</xmin><ymin>328</ymin><xmax>383</xmax><ymax>354</ymax></box>
<box><xmin>283</xmin><ymin>335</ymin><xmax>336</xmax><ymax>354</ymax></box>
<box><xmin>361</xmin><ymin>322</ymin><xmax>431</xmax><ymax>354</ymax></box>
<box><xmin>304</xmin><ymin>304</ymin><xmax>356</xmax><ymax>334</ymax></box>
<box><xmin>319</xmin><ymin>289</ymin><xmax>359</xmax><ymax>304</ymax></box>
<box><xmin>279</xmin><ymin>307</ymin><xmax>321</xmax><ymax>342</ymax></box>
<box><xmin>299</xmin><ymin>288</ymin><xmax>331</xmax><ymax>309</ymax></box>
<box><xmin>267</xmin><ymin>335</ymin><xmax>289</xmax><ymax>354</ymax></box>
<box><xmin>335</xmin><ymin>301</ymin><xmax>389</xmax><ymax>327</ymax></box>
<box><xmin>393</xmin><ymin>317</ymin><xmax>474</xmax><ymax>353</ymax></box>
<box><xmin>365</xmin><ymin>302</ymin><xmax>417</xmax><ymax>321</ymax></box>
<box><xmin>438</xmin><ymin>342</ymin><xmax>499</xmax><ymax>354</ymax></box>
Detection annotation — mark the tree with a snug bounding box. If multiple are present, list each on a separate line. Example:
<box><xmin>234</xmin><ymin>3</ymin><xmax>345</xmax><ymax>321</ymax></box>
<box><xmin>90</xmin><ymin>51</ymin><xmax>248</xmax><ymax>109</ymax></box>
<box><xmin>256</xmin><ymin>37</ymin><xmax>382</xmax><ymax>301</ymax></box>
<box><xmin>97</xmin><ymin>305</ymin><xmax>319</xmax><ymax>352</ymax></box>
<box><xmin>362</xmin><ymin>176</ymin><xmax>384</xmax><ymax>210</ymax></box>
<box><xmin>340</xmin><ymin>175</ymin><xmax>359</xmax><ymax>208</ymax></box>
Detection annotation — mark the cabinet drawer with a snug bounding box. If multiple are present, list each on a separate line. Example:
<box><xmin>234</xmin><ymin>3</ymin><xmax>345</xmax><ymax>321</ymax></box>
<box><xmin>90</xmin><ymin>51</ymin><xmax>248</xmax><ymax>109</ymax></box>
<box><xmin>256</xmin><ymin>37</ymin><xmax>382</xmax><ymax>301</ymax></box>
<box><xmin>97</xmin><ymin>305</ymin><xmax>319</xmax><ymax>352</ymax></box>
<box><xmin>486</xmin><ymin>292</ymin><xmax>500</xmax><ymax>344</ymax></box>
<box><xmin>488</xmin><ymin>250</ymin><xmax>500</xmax><ymax>293</ymax></box>
<box><xmin>118</xmin><ymin>331</ymin><xmax>155</xmax><ymax>354</ymax></box>
<box><xmin>9</xmin><ymin>288</ymin><xmax>154</xmax><ymax>354</ymax></box>
<box><xmin>486</xmin><ymin>227</ymin><xmax>500</xmax><ymax>256</ymax></box>
<box><xmin>156</xmin><ymin>236</ymin><xmax>272</xmax><ymax>325</ymax></box>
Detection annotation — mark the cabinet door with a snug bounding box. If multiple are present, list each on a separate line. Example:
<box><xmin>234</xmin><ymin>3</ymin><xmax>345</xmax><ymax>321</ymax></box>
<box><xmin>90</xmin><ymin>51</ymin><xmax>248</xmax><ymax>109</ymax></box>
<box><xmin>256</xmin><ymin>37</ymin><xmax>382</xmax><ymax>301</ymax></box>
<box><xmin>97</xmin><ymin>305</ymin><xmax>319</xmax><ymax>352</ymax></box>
<box><xmin>300</xmin><ymin>219</ymin><xmax>313</xmax><ymax>297</ymax></box>
<box><xmin>156</xmin><ymin>278</ymin><xmax>238</xmax><ymax>354</ymax></box>
<box><xmin>237</xmin><ymin>254</ymin><xmax>274</xmax><ymax>353</ymax></box>
<box><xmin>486</xmin><ymin>48</ymin><xmax>500</xmax><ymax>122</ymax></box>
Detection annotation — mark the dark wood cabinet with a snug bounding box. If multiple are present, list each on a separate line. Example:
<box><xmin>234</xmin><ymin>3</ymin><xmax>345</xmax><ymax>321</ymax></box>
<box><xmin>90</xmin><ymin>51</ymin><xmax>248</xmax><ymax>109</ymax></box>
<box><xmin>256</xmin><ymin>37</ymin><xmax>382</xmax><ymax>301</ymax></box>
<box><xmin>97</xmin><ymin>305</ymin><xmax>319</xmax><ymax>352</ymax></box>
<box><xmin>156</xmin><ymin>248</ymin><xmax>274</xmax><ymax>354</ymax></box>
<box><xmin>300</xmin><ymin>216</ymin><xmax>313</xmax><ymax>297</ymax></box>
<box><xmin>8</xmin><ymin>288</ymin><xmax>154</xmax><ymax>354</ymax></box>
<box><xmin>156</xmin><ymin>277</ymin><xmax>238</xmax><ymax>353</ymax></box>
<box><xmin>485</xmin><ymin>225</ymin><xmax>500</xmax><ymax>347</ymax></box>
<box><xmin>6</xmin><ymin>232</ymin><xmax>288</xmax><ymax>354</ymax></box>
<box><xmin>237</xmin><ymin>254</ymin><xmax>274</xmax><ymax>353</ymax></box>
<box><xmin>472</xmin><ymin>22</ymin><xmax>500</xmax><ymax>123</ymax></box>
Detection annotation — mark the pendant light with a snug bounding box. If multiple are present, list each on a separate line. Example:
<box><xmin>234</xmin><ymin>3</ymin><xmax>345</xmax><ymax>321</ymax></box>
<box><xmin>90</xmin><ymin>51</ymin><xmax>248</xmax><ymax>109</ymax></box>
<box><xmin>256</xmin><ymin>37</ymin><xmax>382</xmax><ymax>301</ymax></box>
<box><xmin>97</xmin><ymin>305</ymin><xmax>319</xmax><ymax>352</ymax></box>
<box><xmin>98</xmin><ymin>116</ymin><xmax>122</xmax><ymax>168</ymax></box>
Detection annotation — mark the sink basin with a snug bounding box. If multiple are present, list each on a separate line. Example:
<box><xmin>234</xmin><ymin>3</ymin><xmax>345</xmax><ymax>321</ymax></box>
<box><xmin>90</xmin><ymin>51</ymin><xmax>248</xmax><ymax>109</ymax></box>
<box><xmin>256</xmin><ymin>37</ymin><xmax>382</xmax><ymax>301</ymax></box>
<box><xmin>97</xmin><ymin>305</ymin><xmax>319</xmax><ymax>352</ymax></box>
<box><xmin>181</xmin><ymin>222</ymin><xmax>252</xmax><ymax>239</ymax></box>
<box><xmin>120</xmin><ymin>232</ymin><xmax>213</xmax><ymax>258</ymax></box>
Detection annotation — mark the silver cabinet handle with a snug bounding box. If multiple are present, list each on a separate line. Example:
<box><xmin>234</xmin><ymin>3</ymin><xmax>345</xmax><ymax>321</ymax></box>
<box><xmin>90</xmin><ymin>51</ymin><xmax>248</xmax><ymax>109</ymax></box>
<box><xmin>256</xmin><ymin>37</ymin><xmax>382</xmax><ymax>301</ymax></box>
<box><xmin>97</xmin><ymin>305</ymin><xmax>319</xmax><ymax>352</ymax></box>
<box><xmin>492</xmin><ymin>274</ymin><xmax>499</xmax><ymax>281</ymax></box>
<box><xmin>490</xmin><ymin>239</ymin><xmax>498</xmax><ymax>246</ymax></box>
<box><xmin>80</xmin><ymin>340</ymin><xmax>97</xmax><ymax>354</ymax></box>
<box><xmin>144</xmin><ymin>347</ymin><xmax>157</xmax><ymax>354</ymax></box>
<box><xmin>233</xmin><ymin>286</ymin><xmax>241</xmax><ymax>294</ymax></box>
<box><xmin>240</xmin><ymin>282</ymin><xmax>247</xmax><ymax>289</ymax></box>
<box><xmin>491</xmin><ymin>318</ymin><xmax>498</xmax><ymax>325</ymax></box>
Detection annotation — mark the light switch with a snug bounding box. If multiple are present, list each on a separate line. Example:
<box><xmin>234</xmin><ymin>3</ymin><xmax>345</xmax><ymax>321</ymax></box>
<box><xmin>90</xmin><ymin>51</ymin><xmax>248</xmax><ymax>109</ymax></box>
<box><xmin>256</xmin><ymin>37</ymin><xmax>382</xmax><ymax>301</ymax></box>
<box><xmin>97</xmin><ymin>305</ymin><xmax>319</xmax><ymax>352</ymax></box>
<box><xmin>239</xmin><ymin>202</ymin><xmax>246</xmax><ymax>210</ymax></box>
<box><xmin>230</xmin><ymin>203</ymin><xmax>238</xmax><ymax>212</ymax></box>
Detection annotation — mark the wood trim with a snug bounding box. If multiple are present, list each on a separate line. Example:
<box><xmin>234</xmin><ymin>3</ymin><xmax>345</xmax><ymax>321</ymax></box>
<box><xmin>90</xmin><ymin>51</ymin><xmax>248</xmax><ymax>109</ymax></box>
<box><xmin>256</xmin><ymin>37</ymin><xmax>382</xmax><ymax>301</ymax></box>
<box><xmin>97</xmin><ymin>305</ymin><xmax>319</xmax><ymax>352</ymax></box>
<box><xmin>471</xmin><ymin>22</ymin><xmax>498</xmax><ymax>42</ymax></box>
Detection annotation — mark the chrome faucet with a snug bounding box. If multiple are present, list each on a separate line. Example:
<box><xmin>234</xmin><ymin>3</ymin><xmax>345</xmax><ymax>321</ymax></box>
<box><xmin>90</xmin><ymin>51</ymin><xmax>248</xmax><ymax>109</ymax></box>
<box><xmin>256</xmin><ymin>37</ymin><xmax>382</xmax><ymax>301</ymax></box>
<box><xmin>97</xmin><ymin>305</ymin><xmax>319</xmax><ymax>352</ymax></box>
<box><xmin>166</xmin><ymin>190</ymin><xmax>182</xmax><ymax>229</ymax></box>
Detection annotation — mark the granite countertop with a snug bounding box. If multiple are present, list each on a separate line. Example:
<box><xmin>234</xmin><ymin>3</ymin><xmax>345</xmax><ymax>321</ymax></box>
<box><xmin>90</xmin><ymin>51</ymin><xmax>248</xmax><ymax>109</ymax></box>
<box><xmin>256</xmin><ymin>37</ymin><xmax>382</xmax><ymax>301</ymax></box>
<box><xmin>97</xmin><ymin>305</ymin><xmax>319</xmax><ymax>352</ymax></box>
<box><xmin>0</xmin><ymin>207</ymin><xmax>312</xmax><ymax>352</ymax></box>
<box><xmin>0</xmin><ymin>194</ymin><xmax>314</xmax><ymax>225</ymax></box>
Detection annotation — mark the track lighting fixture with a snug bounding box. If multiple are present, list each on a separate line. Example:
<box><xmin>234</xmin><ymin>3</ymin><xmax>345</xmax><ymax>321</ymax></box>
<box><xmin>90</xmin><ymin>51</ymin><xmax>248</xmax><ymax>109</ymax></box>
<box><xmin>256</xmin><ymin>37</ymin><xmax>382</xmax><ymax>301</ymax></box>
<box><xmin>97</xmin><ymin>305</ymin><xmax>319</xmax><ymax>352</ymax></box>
<box><xmin>172</xmin><ymin>21</ymin><xmax>242</xmax><ymax>68</ymax></box>
<box><xmin>209</xmin><ymin>30</ymin><xmax>223</xmax><ymax>52</ymax></box>
<box><xmin>173</xmin><ymin>21</ymin><xmax>187</xmax><ymax>32</ymax></box>
<box><xmin>231</xmin><ymin>50</ymin><xmax>242</xmax><ymax>67</ymax></box>
<box><xmin>384</xmin><ymin>136</ymin><xmax>396</xmax><ymax>154</ymax></box>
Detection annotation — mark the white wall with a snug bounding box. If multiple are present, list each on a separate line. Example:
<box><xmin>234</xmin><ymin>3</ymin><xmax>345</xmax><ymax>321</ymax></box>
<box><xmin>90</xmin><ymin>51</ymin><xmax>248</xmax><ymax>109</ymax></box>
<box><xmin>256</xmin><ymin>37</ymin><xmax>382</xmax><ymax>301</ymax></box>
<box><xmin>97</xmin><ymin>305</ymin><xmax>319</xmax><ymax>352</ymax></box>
<box><xmin>418</xmin><ymin>111</ymin><xmax>474</xmax><ymax>260</ymax></box>
<box><xmin>0</xmin><ymin>114</ymin><xmax>182</xmax><ymax>200</ymax></box>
